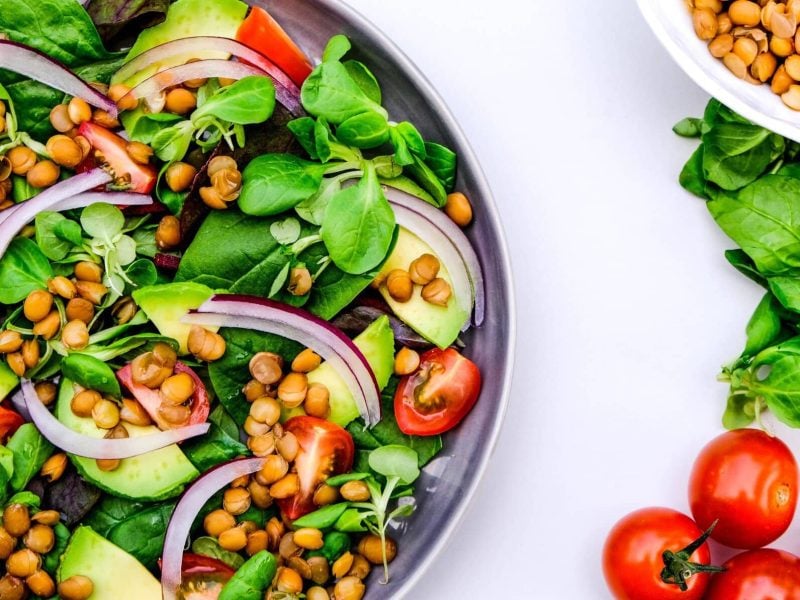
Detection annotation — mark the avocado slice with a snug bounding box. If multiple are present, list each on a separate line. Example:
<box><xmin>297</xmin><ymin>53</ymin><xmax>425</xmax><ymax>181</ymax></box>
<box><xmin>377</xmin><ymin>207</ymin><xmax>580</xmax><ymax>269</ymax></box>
<box><xmin>378</xmin><ymin>227</ymin><xmax>470</xmax><ymax>349</ymax></box>
<box><xmin>58</xmin><ymin>527</ymin><xmax>161</xmax><ymax>599</ymax></box>
<box><xmin>116</xmin><ymin>0</ymin><xmax>249</xmax><ymax>87</ymax></box>
<box><xmin>303</xmin><ymin>316</ymin><xmax>395</xmax><ymax>426</ymax></box>
<box><xmin>0</xmin><ymin>362</ymin><xmax>18</xmax><ymax>401</ymax></box>
<box><xmin>56</xmin><ymin>379</ymin><xmax>198</xmax><ymax>501</ymax></box>
<box><xmin>132</xmin><ymin>282</ymin><xmax>215</xmax><ymax>355</ymax></box>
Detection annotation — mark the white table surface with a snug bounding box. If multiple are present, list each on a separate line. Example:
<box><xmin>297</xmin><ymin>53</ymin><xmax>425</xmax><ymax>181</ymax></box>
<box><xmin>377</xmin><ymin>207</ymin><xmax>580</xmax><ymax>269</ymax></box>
<box><xmin>342</xmin><ymin>0</ymin><xmax>800</xmax><ymax>598</ymax></box>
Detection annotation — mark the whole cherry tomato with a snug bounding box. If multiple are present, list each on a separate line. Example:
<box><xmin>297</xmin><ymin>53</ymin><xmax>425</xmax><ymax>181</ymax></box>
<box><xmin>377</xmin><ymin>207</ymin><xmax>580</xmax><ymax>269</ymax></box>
<box><xmin>603</xmin><ymin>507</ymin><xmax>718</xmax><ymax>600</ymax></box>
<box><xmin>689</xmin><ymin>428</ymin><xmax>798</xmax><ymax>549</ymax></box>
<box><xmin>705</xmin><ymin>549</ymin><xmax>800</xmax><ymax>600</ymax></box>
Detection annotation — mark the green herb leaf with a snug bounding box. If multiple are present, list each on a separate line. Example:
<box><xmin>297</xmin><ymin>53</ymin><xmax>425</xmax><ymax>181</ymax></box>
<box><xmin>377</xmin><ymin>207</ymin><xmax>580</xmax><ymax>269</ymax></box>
<box><xmin>301</xmin><ymin>60</ymin><xmax>388</xmax><ymax>125</ymax></box>
<box><xmin>424</xmin><ymin>142</ymin><xmax>457</xmax><ymax>192</ymax></box>
<box><xmin>35</xmin><ymin>211</ymin><xmax>73</xmax><ymax>261</ymax></box>
<box><xmin>368</xmin><ymin>445</ymin><xmax>420</xmax><ymax>484</ymax></box>
<box><xmin>151</xmin><ymin>120</ymin><xmax>195</xmax><ymax>162</ymax></box>
<box><xmin>343</xmin><ymin>60</ymin><xmax>381</xmax><ymax>104</ymax></box>
<box><xmin>0</xmin><ymin>237</ymin><xmax>53</xmax><ymax>304</ymax></box>
<box><xmin>7</xmin><ymin>424</ymin><xmax>53</xmax><ymax>491</ymax></box>
<box><xmin>337</xmin><ymin>111</ymin><xmax>390</xmax><ymax>149</ymax></box>
<box><xmin>744</xmin><ymin>293</ymin><xmax>783</xmax><ymax>357</ymax></box>
<box><xmin>192</xmin><ymin>76</ymin><xmax>276</xmax><ymax>125</ymax></box>
<box><xmin>239</xmin><ymin>154</ymin><xmax>328</xmax><ymax>217</ymax></box>
<box><xmin>270</xmin><ymin>217</ymin><xmax>302</xmax><ymax>246</ymax></box>
<box><xmin>80</xmin><ymin>203</ymin><xmax>125</xmax><ymax>240</ymax></box>
<box><xmin>322</xmin><ymin>34</ymin><xmax>351</xmax><ymax>63</ymax></box>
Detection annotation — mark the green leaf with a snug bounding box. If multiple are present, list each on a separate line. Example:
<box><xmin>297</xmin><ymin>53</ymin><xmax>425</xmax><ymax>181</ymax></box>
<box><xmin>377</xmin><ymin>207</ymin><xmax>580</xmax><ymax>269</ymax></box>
<box><xmin>192</xmin><ymin>76</ymin><xmax>276</xmax><ymax>125</ymax></box>
<box><xmin>0</xmin><ymin>237</ymin><xmax>53</xmax><ymax>304</ymax></box>
<box><xmin>61</xmin><ymin>353</ymin><xmax>122</xmax><ymax>397</ymax></box>
<box><xmin>702</xmin><ymin>123</ymin><xmax>784</xmax><ymax>190</ymax></box>
<box><xmin>42</xmin><ymin>522</ymin><xmax>70</xmax><ymax>575</ymax></box>
<box><xmin>679</xmin><ymin>144</ymin><xmax>710</xmax><ymax>200</ymax></box>
<box><xmin>35</xmin><ymin>211</ymin><xmax>72</xmax><ymax>261</ymax></box>
<box><xmin>725</xmin><ymin>249</ymin><xmax>768</xmax><ymax>287</ymax></box>
<box><xmin>708</xmin><ymin>176</ymin><xmax>800</xmax><ymax>277</ymax></box>
<box><xmin>239</xmin><ymin>154</ymin><xmax>328</xmax><ymax>217</ymax></box>
<box><xmin>270</xmin><ymin>217</ymin><xmax>302</xmax><ymax>246</ymax></box>
<box><xmin>424</xmin><ymin>142</ymin><xmax>457</xmax><ymax>192</ymax></box>
<box><xmin>343</xmin><ymin>60</ymin><xmax>381</xmax><ymax>104</ymax></box>
<box><xmin>55</xmin><ymin>219</ymin><xmax>84</xmax><ymax>247</ymax></box>
<box><xmin>395</xmin><ymin>122</ymin><xmax>426</xmax><ymax>158</ymax></box>
<box><xmin>325</xmin><ymin>472</ymin><xmax>370</xmax><ymax>487</ymax></box>
<box><xmin>368</xmin><ymin>445</ymin><xmax>420</xmax><ymax>484</ymax></box>
<box><xmin>389</xmin><ymin>127</ymin><xmax>413</xmax><ymax>167</ymax></box>
<box><xmin>321</xmin><ymin>163</ymin><xmax>396</xmax><ymax>274</ymax></box>
<box><xmin>404</xmin><ymin>155</ymin><xmax>447</xmax><ymax>207</ymax></box>
<box><xmin>291</xmin><ymin>503</ymin><xmax>350</xmax><ymax>529</ymax></box>
<box><xmin>107</xmin><ymin>501</ymin><xmax>176</xmax><ymax>569</ymax></box>
<box><xmin>744</xmin><ymin>293</ymin><xmax>783</xmax><ymax>357</ymax></box>
<box><xmin>125</xmin><ymin>258</ymin><xmax>158</xmax><ymax>288</ymax></box>
<box><xmin>337</xmin><ymin>111</ymin><xmax>390</xmax><ymax>149</ymax></box>
<box><xmin>182</xmin><ymin>423</ymin><xmax>248</xmax><ymax>471</ymax></box>
<box><xmin>7</xmin><ymin>424</ymin><xmax>53</xmax><ymax>491</ymax></box>
<box><xmin>218</xmin><ymin>550</ymin><xmax>277</xmax><ymax>600</ymax></box>
<box><xmin>333</xmin><ymin>508</ymin><xmax>368</xmax><ymax>533</ymax></box>
<box><xmin>322</xmin><ymin>34</ymin><xmax>352</xmax><ymax>63</ymax></box>
<box><xmin>301</xmin><ymin>60</ymin><xmax>388</xmax><ymax>125</ymax></box>
<box><xmin>192</xmin><ymin>536</ymin><xmax>245</xmax><ymax>569</ymax></box>
<box><xmin>151</xmin><ymin>120</ymin><xmax>194</xmax><ymax>163</ymax></box>
<box><xmin>673</xmin><ymin>117</ymin><xmax>704</xmax><ymax>138</ymax></box>
<box><xmin>80</xmin><ymin>203</ymin><xmax>125</xmax><ymax>240</ymax></box>
<box><xmin>6</xmin><ymin>491</ymin><xmax>39</xmax><ymax>509</ymax></box>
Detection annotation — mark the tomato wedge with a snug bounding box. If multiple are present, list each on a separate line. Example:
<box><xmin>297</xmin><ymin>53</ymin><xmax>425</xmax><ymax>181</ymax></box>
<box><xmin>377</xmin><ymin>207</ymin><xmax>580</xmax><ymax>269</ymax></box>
<box><xmin>0</xmin><ymin>404</ymin><xmax>24</xmax><ymax>443</ymax></box>
<box><xmin>278</xmin><ymin>416</ymin><xmax>354</xmax><ymax>520</ymax></box>
<box><xmin>236</xmin><ymin>7</ymin><xmax>313</xmax><ymax>87</ymax></box>
<box><xmin>394</xmin><ymin>348</ymin><xmax>481</xmax><ymax>436</ymax></box>
<box><xmin>117</xmin><ymin>362</ymin><xmax>210</xmax><ymax>430</ymax></box>
<box><xmin>176</xmin><ymin>553</ymin><xmax>234</xmax><ymax>600</ymax></box>
<box><xmin>78</xmin><ymin>122</ymin><xmax>156</xmax><ymax>193</ymax></box>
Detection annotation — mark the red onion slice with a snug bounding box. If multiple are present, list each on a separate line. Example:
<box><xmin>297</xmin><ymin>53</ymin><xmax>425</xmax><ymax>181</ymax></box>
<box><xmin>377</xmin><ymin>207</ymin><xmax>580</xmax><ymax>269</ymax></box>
<box><xmin>185</xmin><ymin>295</ymin><xmax>381</xmax><ymax>426</ymax></box>
<box><xmin>161</xmin><ymin>457</ymin><xmax>266</xmax><ymax>599</ymax></box>
<box><xmin>20</xmin><ymin>379</ymin><xmax>209</xmax><ymax>459</ymax></box>
<box><xmin>115</xmin><ymin>36</ymin><xmax>299</xmax><ymax>99</ymax></box>
<box><xmin>0</xmin><ymin>41</ymin><xmax>118</xmax><ymax>116</ymax></box>
<box><xmin>384</xmin><ymin>186</ymin><xmax>486</xmax><ymax>326</ymax></box>
<box><xmin>124</xmin><ymin>59</ymin><xmax>302</xmax><ymax>115</ymax></box>
<box><xmin>0</xmin><ymin>169</ymin><xmax>112</xmax><ymax>257</ymax></box>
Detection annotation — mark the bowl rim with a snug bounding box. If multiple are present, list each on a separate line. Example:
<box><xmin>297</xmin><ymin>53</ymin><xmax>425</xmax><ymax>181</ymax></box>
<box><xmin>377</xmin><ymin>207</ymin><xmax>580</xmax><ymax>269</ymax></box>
<box><xmin>304</xmin><ymin>0</ymin><xmax>517</xmax><ymax>596</ymax></box>
<box><xmin>637</xmin><ymin>0</ymin><xmax>800</xmax><ymax>143</ymax></box>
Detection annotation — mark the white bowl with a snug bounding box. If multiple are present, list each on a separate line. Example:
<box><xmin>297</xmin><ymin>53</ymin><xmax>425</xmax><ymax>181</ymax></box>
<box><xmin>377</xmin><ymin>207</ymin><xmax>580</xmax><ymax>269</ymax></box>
<box><xmin>638</xmin><ymin>0</ymin><xmax>800</xmax><ymax>141</ymax></box>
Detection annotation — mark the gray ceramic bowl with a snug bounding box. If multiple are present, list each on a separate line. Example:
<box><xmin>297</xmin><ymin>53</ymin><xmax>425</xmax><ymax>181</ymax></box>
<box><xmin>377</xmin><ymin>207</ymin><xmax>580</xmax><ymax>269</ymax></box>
<box><xmin>258</xmin><ymin>0</ymin><xmax>515</xmax><ymax>597</ymax></box>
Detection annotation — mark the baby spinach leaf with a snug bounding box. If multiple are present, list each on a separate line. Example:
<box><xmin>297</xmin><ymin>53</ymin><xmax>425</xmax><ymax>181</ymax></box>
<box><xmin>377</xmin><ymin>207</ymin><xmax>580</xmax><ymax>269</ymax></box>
<box><xmin>218</xmin><ymin>551</ymin><xmax>277</xmax><ymax>600</ymax></box>
<box><xmin>287</xmin><ymin>117</ymin><xmax>320</xmax><ymax>160</ymax></box>
<box><xmin>127</xmin><ymin>111</ymin><xmax>184</xmax><ymax>145</ymax></box>
<box><xmin>344</xmin><ymin>60</ymin><xmax>381</xmax><ymax>104</ymax></box>
<box><xmin>209</xmin><ymin>405</ymin><xmax>240</xmax><ymax>442</ymax></box>
<box><xmin>321</xmin><ymin>163</ymin><xmax>396</xmax><ymax>274</ymax></box>
<box><xmin>107</xmin><ymin>501</ymin><xmax>176</xmax><ymax>569</ymax></box>
<box><xmin>239</xmin><ymin>154</ymin><xmax>328</xmax><ymax>217</ymax></box>
<box><xmin>7</xmin><ymin>424</ymin><xmax>53</xmax><ymax>491</ymax></box>
<box><xmin>702</xmin><ymin>123</ymin><xmax>784</xmax><ymax>191</ymax></box>
<box><xmin>389</xmin><ymin>127</ymin><xmax>414</xmax><ymax>166</ymax></box>
<box><xmin>0</xmin><ymin>237</ymin><xmax>53</xmax><ymax>304</ymax></box>
<box><xmin>209</xmin><ymin>328</ymin><xmax>302</xmax><ymax>424</ymax></box>
<box><xmin>125</xmin><ymin>259</ymin><xmax>158</xmax><ymax>288</ymax></box>
<box><xmin>55</xmin><ymin>219</ymin><xmax>84</xmax><ymax>247</ymax></box>
<box><xmin>395</xmin><ymin>122</ymin><xmax>426</xmax><ymax>158</ymax></box>
<box><xmin>680</xmin><ymin>145</ymin><xmax>710</xmax><ymax>200</ymax></box>
<box><xmin>83</xmin><ymin>495</ymin><xmax>149</xmax><ymax>536</ymax></box>
<box><xmin>35</xmin><ymin>211</ymin><xmax>73</xmax><ymax>261</ymax></box>
<box><xmin>337</xmin><ymin>111</ymin><xmax>390</xmax><ymax>149</ymax></box>
<box><xmin>673</xmin><ymin>117</ymin><xmax>704</xmax><ymax>138</ymax></box>
<box><xmin>192</xmin><ymin>76</ymin><xmax>276</xmax><ymax>125</ymax></box>
<box><xmin>404</xmin><ymin>155</ymin><xmax>447</xmax><ymax>207</ymax></box>
<box><xmin>744</xmin><ymin>293</ymin><xmax>783</xmax><ymax>357</ymax></box>
<box><xmin>151</xmin><ymin>120</ymin><xmax>195</xmax><ymax>163</ymax></box>
<box><xmin>301</xmin><ymin>59</ymin><xmax>388</xmax><ymax>125</ymax></box>
<box><xmin>42</xmin><ymin>522</ymin><xmax>70</xmax><ymax>575</ymax></box>
<box><xmin>724</xmin><ymin>249</ymin><xmax>768</xmax><ymax>287</ymax></box>
<box><xmin>270</xmin><ymin>217</ymin><xmax>302</xmax><ymax>245</ymax></box>
<box><xmin>182</xmin><ymin>423</ymin><xmax>248</xmax><ymax>471</ymax></box>
<box><xmin>322</xmin><ymin>34</ymin><xmax>351</xmax><ymax>63</ymax></box>
<box><xmin>707</xmin><ymin>176</ymin><xmax>800</xmax><ymax>277</ymax></box>
<box><xmin>62</xmin><ymin>353</ymin><xmax>121</xmax><ymax>398</ymax></box>
<box><xmin>192</xmin><ymin>536</ymin><xmax>245</xmax><ymax>569</ymax></box>
<box><xmin>424</xmin><ymin>142</ymin><xmax>457</xmax><ymax>192</ymax></box>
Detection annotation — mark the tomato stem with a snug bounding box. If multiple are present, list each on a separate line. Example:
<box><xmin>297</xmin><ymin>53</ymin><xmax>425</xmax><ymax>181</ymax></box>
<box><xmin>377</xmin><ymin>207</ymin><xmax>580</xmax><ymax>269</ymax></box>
<box><xmin>660</xmin><ymin>520</ymin><xmax>725</xmax><ymax>591</ymax></box>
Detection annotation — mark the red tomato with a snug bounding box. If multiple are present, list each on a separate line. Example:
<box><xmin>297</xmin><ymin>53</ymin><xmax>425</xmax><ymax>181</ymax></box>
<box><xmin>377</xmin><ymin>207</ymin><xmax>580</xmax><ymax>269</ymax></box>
<box><xmin>705</xmin><ymin>549</ymin><xmax>800</xmax><ymax>600</ymax></box>
<box><xmin>394</xmin><ymin>348</ymin><xmax>481</xmax><ymax>436</ymax></box>
<box><xmin>603</xmin><ymin>507</ymin><xmax>715</xmax><ymax>600</ymax></box>
<box><xmin>689</xmin><ymin>428</ymin><xmax>798</xmax><ymax>549</ymax></box>
<box><xmin>236</xmin><ymin>7</ymin><xmax>313</xmax><ymax>87</ymax></box>
<box><xmin>117</xmin><ymin>362</ymin><xmax>210</xmax><ymax>430</ymax></box>
<box><xmin>177</xmin><ymin>553</ymin><xmax>234</xmax><ymax>600</ymax></box>
<box><xmin>0</xmin><ymin>405</ymin><xmax>24</xmax><ymax>443</ymax></box>
<box><xmin>278</xmin><ymin>416</ymin><xmax>354</xmax><ymax>520</ymax></box>
<box><xmin>78</xmin><ymin>122</ymin><xmax>156</xmax><ymax>194</ymax></box>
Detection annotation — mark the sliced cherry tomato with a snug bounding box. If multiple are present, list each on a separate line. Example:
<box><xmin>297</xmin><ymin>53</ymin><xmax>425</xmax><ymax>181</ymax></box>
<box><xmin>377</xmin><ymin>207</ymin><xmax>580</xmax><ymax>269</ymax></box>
<box><xmin>117</xmin><ymin>362</ymin><xmax>210</xmax><ymax>430</ymax></box>
<box><xmin>78</xmin><ymin>122</ymin><xmax>157</xmax><ymax>194</ymax></box>
<box><xmin>0</xmin><ymin>404</ymin><xmax>24</xmax><ymax>443</ymax></box>
<box><xmin>278</xmin><ymin>416</ymin><xmax>354</xmax><ymax>520</ymax></box>
<box><xmin>705</xmin><ymin>549</ymin><xmax>800</xmax><ymax>600</ymax></box>
<box><xmin>603</xmin><ymin>507</ymin><xmax>716</xmax><ymax>600</ymax></box>
<box><xmin>689</xmin><ymin>428</ymin><xmax>798</xmax><ymax>549</ymax></box>
<box><xmin>176</xmin><ymin>553</ymin><xmax>234</xmax><ymax>600</ymax></box>
<box><xmin>394</xmin><ymin>348</ymin><xmax>481</xmax><ymax>436</ymax></box>
<box><xmin>236</xmin><ymin>7</ymin><xmax>313</xmax><ymax>87</ymax></box>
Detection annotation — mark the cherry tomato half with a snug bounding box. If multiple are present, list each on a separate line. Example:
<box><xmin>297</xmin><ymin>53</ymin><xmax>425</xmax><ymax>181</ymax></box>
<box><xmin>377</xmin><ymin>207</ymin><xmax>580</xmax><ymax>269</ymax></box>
<box><xmin>602</xmin><ymin>507</ymin><xmax>714</xmax><ymax>600</ymax></box>
<box><xmin>117</xmin><ymin>362</ymin><xmax>210</xmax><ymax>430</ymax></box>
<box><xmin>278</xmin><ymin>416</ymin><xmax>354</xmax><ymax>520</ymax></box>
<box><xmin>705</xmin><ymin>549</ymin><xmax>800</xmax><ymax>600</ymax></box>
<box><xmin>177</xmin><ymin>553</ymin><xmax>234</xmax><ymax>600</ymax></box>
<box><xmin>78</xmin><ymin>122</ymin><xmax>157</xmax><ymax>194</ymax></box>
<box><xmin>689</xmin><ymin>428</ymin><xmax>798</xmax><ymax>549</ymax></box>
<box><xmin>394</xmin><ymin>348</ymin><xmax>481</xmax><ymax>436</ymax></box>
<box><xmin>237</xmin><ymin>7</ymin><xmax>313</xmax><ymax>87</ymax></box>
<box><xmin>0</xmin><ymin>405</ymin><xmax>24</xmax><ymax>443</ymax></box>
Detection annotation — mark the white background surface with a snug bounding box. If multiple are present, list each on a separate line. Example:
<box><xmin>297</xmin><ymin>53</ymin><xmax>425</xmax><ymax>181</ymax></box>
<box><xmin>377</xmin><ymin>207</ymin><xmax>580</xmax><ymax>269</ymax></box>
<box><xmin>343</xmin><ymin>0</ymin><xmax>800</xmax><ymax>598</ymax></box>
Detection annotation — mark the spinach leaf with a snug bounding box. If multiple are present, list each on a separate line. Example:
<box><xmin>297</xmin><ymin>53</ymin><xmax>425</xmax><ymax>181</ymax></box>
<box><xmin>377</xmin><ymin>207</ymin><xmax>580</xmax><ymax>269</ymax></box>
<box><xmin>336</xmin><ymin>111</ymin><xmax>390</xmax><ymax>149</ymax></box>
<box><xmin>42</xmin><ymin>522</ymin><xmax>70</xmax><ymax>575</ymax></box>
<box><xmin>218</xmin><ymin>551</ymin><xmax>277</xmax><ymax>600</ymax></box>
<box><xmin>192</xmin><ymin>536</ymin><xmax>245</xmax><ymax>569</ymax></box>
<box><xmin>61</xmin><ymin>354</ymin><xmax>121</xmax><ymax>398</ymax></box>
<box><xmin>725</xmin><ymin>249</ymin><xmax>768</xmax><ymax>287</ymax></box>
<box><xmin>301</xmin><ymin>58</ymin><xmax>388</xmax><ymax>125</ymax></box>
<box><xmin>127</xmin><ymin>111</ymin><xmax>184</xmax><ymax>145</ymax></box>
<box><xmin>424</xmin><ymin>141</ymin><xmax>457</xmax><ymax>192</ymax></box>
<box><xmin>83</xmin><ymin>495</ymin><xmax>148</xmax><ymax>536</ymax></box>
<box><xmin>395</xmin><ymin>122</ymin><xmax>426</xmax><ymax>158</ymax></box>
<box><xmin>321</xmin><ymin>163</ymin><xmax>396</xmax><ymax>274</ymax></box>
<box><xmin>182</xmin><ymin>423</ymin><xmax>248</xmax><ymax>471</ymax></box>
<box><xmin>679</xmin><ymin>145</ymin><xmax>711</xmax><ymax>200</ymax></box>
<box><xmin>107</xmin><ymin>501</ymin><xmax>176</xmax><ymax>569</ymax></box>
<box><xmin>287</xmin><ymin>117</ymin><xmax>320</xmax><ymax>160</ymax></box>
<box><xmin>35</xmin><ymin>211</ymin><xmax>74</xmax><ymax>261</ymax></box>
<box><xmin>673</xmin><ymin>117</ymin><xmax>704</xmax><ymax>138</ymax></box>
<box><xmin>344</xmin><ymin>60</ymin><xmax>381</xmax><ymax>104</ymax></box>
<box><xmin>702</xmin><ymin>123</ymin><xmax>784</xmax><ymax>191</ymax></box>
<box><xmin>192</xmin><ymin>76</ymin><xmax>276</xmax><ymax>125</ymax></box>
<box><xmin>0</xmin><ymin>237</ymin><xmax>53</xmax><ymax>304</ymax></box>
<box><xmin>209</xmin><ymin>404</ymin><xmax>240</xmax><ymax>442</ymax></box>
<box><xmin>7</xmin><ymin>424</ymin><xmax>53</xmax><ymax>491</ymax></box>
<box><xmin>744</xmin><ymin>293</ymin><xmax>784</xmax><ymax>357</ymax></box>
<box><xmin>239</xmin><ymin>154</ymin><xmax>328</xmax><ymax>217</ymax></box>
<box><xmin>707</xmin><ymin>176</ymin><xmax>800</xmax><ymax>277</ymax></box>
<box><xmin>404</xmin><ymin>155</ymin><xmax>447</xmax><ymax>206</ymax></box>
<box><xmin>151</xmin><ymin>120</ymin><xmax>195</xmax><ymax>162</ymax></box>
<box><xmin>209</xmin><ymin>328</ymin><xmax>302</xmax><ymax>424</ymax></box>
<box><xmin>0</xmin><ymin>0</ymin><xmax>112</xmax><ymax>67</ymax></box>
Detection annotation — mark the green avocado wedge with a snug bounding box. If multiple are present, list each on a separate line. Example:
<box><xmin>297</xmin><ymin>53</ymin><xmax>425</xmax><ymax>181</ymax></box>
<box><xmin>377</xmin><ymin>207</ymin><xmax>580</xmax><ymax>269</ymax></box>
<box><xmin>58</xmin><ymin>527</ymin><xmax>161</xmax><ymax>600</ymax></box>
<box><xmin>56</xmin><ymin>379</ymin><xmax>198</xmax><ymax>501</ymax></box>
